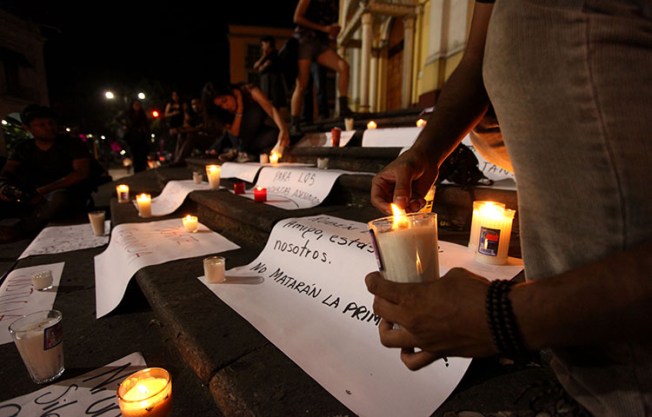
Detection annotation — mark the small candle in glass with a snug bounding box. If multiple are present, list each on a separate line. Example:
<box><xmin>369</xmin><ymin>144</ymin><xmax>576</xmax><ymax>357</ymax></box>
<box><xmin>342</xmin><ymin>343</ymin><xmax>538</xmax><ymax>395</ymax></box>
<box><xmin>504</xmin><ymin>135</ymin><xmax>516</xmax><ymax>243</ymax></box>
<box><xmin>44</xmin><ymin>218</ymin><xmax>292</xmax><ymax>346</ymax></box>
<box><xmin>260</xmin><ymin>153</ymin><xmax>269</xmax><ymax>164</ymax></box>
<box><xmin>206</xmin><ymin>165</ymin><xmax>221</xmax><ymax>190</ymax></box>
<box><xmin>331</xmin><ymin>127</ymin><xmax>341</xmax><ymax>147</ymax></box>
<box><xmin>473</xmin><ymin>204</ymin><xmax>516</xmax><ymax>265</ymax></box>
<box><xmin>192</xmin><ymin>171</ymin><xmax>203</xmax><ymax>184</ymax></box>
<box><xmin>203</xmin><ymin>256</ymin><xmax>226</xmax><ymax>283</ymax></box>
<box><xmin>416</xmin><ymin>118</ymin><xmax>427</xmax><ymax>128</ymax></box>
<box><xmin>368</xmin><ymin>204</ymin><xmax>439</xmax><ymax>283</ymax></box>
<box><xmin>269</xmin><ymin>152</ymin><xmax>280</xmax><ymax>165</ymax></box>
<box><xmin>468</xmin><ymin>201</ymin><xmax>506</xmax><ymax>251</ymax></box>
<box><xmin>253</xmin><ymin>186</ymin><xmax>267</xmax><ymax>202</ymax></box>
<box><xmin>136</xmin><ymin>193</ymin><xmax>152</xmax><ymax>218</ymax></box>
<box><xmin>366</xmin><ymin>120</ymin><xmax>377</xmax><ymax>130</ymax></box>
<box><xmin>233</xmin><ymin>181</ymin><xmax>246</xmax><ymax>194</ymax></box>
<box><xmin>117</xmin><ymin>367</ymin><xmax>172</xmax><ymax>417</ymax></box>
<box><xmin>116</xmin><ymin>184</ymin><xmax>130</xmax><ymax>203</ymax></box>
<box><xmin>182</xmin><ymin>215</ymin><xmax>198</xmax><ymax>233</ymax></box>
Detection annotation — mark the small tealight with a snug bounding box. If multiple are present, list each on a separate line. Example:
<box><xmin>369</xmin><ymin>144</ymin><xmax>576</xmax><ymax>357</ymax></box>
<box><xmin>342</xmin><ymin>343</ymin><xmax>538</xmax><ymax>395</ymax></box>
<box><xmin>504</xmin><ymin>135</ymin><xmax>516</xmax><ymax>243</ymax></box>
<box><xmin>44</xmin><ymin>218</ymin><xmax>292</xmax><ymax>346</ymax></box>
<box><xmin>32</xmin><ymin>270</ymin><xmax>54</xmax><ymax>291</ymax></box>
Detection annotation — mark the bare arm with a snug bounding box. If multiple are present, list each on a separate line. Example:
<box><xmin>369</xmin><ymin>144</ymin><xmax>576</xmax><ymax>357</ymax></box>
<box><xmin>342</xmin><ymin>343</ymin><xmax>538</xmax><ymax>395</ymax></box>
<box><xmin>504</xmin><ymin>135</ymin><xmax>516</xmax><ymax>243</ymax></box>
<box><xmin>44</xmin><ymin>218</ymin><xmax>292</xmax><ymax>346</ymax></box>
<box><xmin>370</xmin><ymin>3</ymin><xmax>494</xmax><ymax>214</ymax></box>
<box><xmin>250</xmin><ymin>86</ymin><xmax>290</xmax><ymax>150</ymax></box>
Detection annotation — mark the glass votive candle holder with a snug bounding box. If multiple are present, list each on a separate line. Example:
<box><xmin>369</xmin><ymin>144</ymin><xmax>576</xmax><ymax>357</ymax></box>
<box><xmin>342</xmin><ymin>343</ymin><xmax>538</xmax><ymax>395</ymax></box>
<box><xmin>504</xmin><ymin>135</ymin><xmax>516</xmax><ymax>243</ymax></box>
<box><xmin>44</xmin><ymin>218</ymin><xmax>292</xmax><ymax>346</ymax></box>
<box><xmin>182</xmin><ymin>215</ymin><xmax>198</xmax><ymax>233</ymax></box>
<box><xmin>368</xmin><ymin>207</ymin><xmax>439</xmax><ymax>283</ymax></box>
<box><xmin>116</xmin><ymin>184</ymin><xmax>130</xmax><ymax>203</ymax></box>
<box><xmin>117</xmin><ymin>367</ymin><xmax>172</xmax><ymax>417</ymax></box>
<box><xmin>32</xmin><ymin>270</ymin><xmax>54</xmax><ymax>291</ymax></box>
<box><xmin>203</xmin><ymin>256</ymin><xmax>226</xmax><ymax>283</ymax></box>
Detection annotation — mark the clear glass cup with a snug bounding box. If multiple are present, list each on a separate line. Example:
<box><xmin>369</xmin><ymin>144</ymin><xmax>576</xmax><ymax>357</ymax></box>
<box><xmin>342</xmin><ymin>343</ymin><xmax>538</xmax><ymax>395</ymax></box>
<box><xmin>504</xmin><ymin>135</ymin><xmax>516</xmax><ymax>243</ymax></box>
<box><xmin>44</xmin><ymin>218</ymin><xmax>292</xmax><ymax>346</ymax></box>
<box><xmin>32</xmin><ymin>270</ymin><xmax>54</xmax><ymax>291</ymax></box>
<box><xmin>117</xmin><ymin>367</ymin><xmax>172</xmax><ymax>417</ymax></box>
<box><xmin>9</xmin><ymin>310</ymin><xmax>64</xmax><ymax>384</ymax></box>
<box><xmin>88</xmin><ymin>210</ymin><xmax>106</xmax><ymax>236</ymax></box>
<box><xmin>203</xmin><ymin>256</ymin><xmax>226</xmax><ymax>283</ymax></box>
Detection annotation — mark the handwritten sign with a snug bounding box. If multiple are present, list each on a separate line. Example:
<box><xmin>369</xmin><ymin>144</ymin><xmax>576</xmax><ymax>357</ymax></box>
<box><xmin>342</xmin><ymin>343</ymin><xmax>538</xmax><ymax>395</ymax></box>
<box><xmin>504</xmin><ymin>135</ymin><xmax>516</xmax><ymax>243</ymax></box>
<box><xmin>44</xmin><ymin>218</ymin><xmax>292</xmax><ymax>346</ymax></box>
<box><xmin>199</xmin><ymin>215</ymin><xmax>521</xmax><ymax>416</ymax></box>
<box><xmin>461</xmin><ymin>135</ymin><xmax>516</xmax><ymax>183</ymax></box>
<box><xmin>241</xmin><ymin>167</ymin><xmax>360</xmax><ymax>210</ymax></box>
<box><xmin>362</xmin><ymin>126</ymin><xmax>422</xmax><ymax>147</ymax></box>
<box><xmin>134</xmin><ymin>180</ymin><xmax>211</xmax><ymax>217</ymax></box>
<box><xmin>19</xmin><ymin>223</ymin><xmax>110</xmax><ymax>259</ymax></box>
<box><xmin>94</xmin><ymin>218</ymin><xmax>240</xmax><ymax>318</ymax></box>
<box><xmin>0</xmin><ymin>262</ymin><xmax>65</xmax><ymax>345</ymax></box>
<box><xmin>0</xmin><ymin>352</ymin><xmax>147</xmax><ymax>416</ymax></box>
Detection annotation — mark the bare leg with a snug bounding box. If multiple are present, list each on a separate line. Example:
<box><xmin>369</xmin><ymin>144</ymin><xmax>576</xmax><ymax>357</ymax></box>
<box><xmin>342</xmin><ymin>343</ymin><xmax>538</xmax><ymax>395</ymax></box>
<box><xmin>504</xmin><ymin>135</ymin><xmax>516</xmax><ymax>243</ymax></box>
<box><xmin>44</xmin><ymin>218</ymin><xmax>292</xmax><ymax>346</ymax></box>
<box><xmin>291</xmin><ymin>59</ymin><xmax>313</xmax><ymax>118</ymax></box>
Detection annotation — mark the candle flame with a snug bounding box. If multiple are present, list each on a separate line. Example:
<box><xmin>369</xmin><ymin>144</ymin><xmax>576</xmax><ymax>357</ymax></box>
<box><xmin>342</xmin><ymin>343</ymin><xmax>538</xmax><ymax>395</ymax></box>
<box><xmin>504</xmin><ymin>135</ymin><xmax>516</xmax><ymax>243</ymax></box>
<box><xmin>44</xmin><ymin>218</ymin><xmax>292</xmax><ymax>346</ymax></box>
<box><xmin>416</xmin><ymin>252</ymin><xmax>423</xmax><ymax>275</ymax></box>
<box><xmin>416</xmin><ymin>118</ymin><xmax>427</xmax><ymax>127</ymax></box>
<box><xmin>207</xmin><ymin>165</ymin><xmax>220</xmax><ymax>174</ymax></box>
<box><xmin>391</xmin><ymin>203</ymin><xmax>408</xmax><ymax>230</ymax></box>
<box><xmin>270</xmin><ymin>152</ymin><xmax>280</xmax><ymax>164</ymax></box>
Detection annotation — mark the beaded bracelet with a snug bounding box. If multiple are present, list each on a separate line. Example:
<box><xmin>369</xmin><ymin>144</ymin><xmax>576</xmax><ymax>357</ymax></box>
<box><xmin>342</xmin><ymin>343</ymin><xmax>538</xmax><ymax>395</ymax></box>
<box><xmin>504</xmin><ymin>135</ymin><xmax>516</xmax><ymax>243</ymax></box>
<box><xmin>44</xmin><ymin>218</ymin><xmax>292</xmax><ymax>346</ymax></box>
<box><xmin>486</xmin><ymin>279</ymin><xmax>532</xmax><ymax>362</ymax></box>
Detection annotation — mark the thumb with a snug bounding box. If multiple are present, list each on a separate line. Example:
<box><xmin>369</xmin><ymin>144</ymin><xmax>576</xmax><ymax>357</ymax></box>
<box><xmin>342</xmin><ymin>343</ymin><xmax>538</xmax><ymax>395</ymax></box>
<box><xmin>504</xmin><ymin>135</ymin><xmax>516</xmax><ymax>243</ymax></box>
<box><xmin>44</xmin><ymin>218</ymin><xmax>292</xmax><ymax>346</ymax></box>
<box><xmin>392</xmin><ymin>167</ymin><xmax>414</xmax><ymax>210</ymax></box>
<box><xmin>365</xmin><ymin>272</ymin><xmax>401</xmax><ymax>304</ymax></box>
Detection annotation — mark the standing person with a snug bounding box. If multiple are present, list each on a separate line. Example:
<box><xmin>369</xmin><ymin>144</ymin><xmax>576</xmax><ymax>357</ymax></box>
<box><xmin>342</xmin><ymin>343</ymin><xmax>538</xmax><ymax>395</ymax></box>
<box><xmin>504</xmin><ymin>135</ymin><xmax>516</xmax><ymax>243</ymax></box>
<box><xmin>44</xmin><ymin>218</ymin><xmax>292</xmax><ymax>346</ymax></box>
<box><xmin>116</xmin><ymin>99</ymin><xmax>150</xmax><ymax>172</ymax></box>
<box><xmin>0</xmin><ymin>105</ymin><xmax>96</xmax><ymax>242</ymax></box>
<box><xmin>164</xmin><ymin>90</ymin><xmax>186</xmax><ymax>154</ymax></box>
<box><xmin>202</xmin><ymin>82</ymin><xmax>290</xmax><ymax>162</ymax></box>
<box><xmin>254</xmin><ymin>36</ymin><xmax>288</xmax><ymax>113</ymax></box>
<box><xmin>365</xmin><ymin>2</ymin><xmax>652</xmax><ymax>417</ymax></box>
<box><xmin>290</xmin><ymin>0</ymin><xmax>352</xmax><ymax>135</ymax></box>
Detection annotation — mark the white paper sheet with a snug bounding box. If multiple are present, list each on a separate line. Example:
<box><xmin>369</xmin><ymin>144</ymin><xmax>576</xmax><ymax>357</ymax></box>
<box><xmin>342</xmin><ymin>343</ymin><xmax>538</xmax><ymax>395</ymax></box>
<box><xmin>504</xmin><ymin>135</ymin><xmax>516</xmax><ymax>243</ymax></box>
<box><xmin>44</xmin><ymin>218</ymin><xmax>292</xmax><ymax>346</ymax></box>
<box><xmin>199</xmin><ymin>215</ymin><xmax>522</xmax><ymax>417</ymax></box>
<box><xmin>240</xmin><ymin>167</ymin><xmax>365</xmax><ymax>210</ymax></box>
<box><xmin>220</xmin><ymin>162</ymin><xmax>264</xmax><ymax>183</ymax></box>
<box><xmin>461</xmin><ymin>135</ymin><xmax>516</xmax><ymax>182</ymax></box>
<box><xmin>0</xmin><ymin>262</ymin><xmax>65</xmax><ymax>345</ymax></box>
<box><xmin>19</xmin><ymin>223</ymin><xmax>110</xmax><ymax>259</ymax></box>
<box><xmin>295</xmin><ymin>130</ymin><xmax>355</xmax><ymax>148</ymax></box>
<box><xmin>137</xmin><ymin>180</ymin><xmax>211</xmax><ymax>216</ymax></box>
<box><xmin>0</xmin><ymin>352</ymin><xmax>147</xmax><ymax>416</ymax></box>
<box><xmin>94</xmin><ymin>218</ymin><xmax>240</xmax><ymax>318</ymax></box>
<box><xmin>362</xmin><ymin>126</ymin><xmax>423</xmax><ymax>147</ymax></box>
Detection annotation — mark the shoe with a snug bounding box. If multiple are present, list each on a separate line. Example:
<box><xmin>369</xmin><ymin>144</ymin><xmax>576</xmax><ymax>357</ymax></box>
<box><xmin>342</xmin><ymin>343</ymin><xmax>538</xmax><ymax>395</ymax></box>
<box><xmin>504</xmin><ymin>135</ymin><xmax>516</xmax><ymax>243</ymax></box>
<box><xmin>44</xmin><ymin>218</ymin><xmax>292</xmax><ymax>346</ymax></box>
<box><xmin>218</xmin><ymin>148</ymin><xmax>238</xmax><ymax>162</ymax></box>
<box><xmin>289</xmin><ymin>125</ymin><xmax>302</xmax><ymax>138</ymax></box>
<box><xmin>236</xmin><ymin>152</ymin><xmax>254</xmax><ymax>163</ymax></box>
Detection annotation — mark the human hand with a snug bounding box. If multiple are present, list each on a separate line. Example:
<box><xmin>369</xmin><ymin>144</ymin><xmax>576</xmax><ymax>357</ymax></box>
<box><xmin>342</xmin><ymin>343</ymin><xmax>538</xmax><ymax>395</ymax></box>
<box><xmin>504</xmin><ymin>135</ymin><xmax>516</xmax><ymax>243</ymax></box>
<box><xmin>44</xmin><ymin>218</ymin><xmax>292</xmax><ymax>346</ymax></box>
<box><xmin>276</xmin><ymin>130</ymin><xmax>290</xmax><ymax>151</ymax></box>
<box><xmin>365</xmin><ymin>268</ymin><xmax>495</xmax><ymax>370</ymax></box>
<box><xmin>370</xmin><ymin>148</ymin><xmax>438</xmax><ymax>214</ymax></box>
<box><xmin>327</xmin><ymin>24</ymin><xmax>341</xmax><ymax>38</ymax></box>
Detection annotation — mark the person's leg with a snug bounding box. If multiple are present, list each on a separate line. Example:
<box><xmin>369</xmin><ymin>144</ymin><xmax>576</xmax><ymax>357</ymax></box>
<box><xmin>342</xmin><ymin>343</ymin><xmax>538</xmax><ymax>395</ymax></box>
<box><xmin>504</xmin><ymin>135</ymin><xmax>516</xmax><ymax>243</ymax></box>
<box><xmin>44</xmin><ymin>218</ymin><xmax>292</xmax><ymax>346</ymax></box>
<box><xmin>302</xmin><ymin>67</ymin><xmax>315</xmax><ymax>123</ymax></box>
<box><xmin>291</xmin><ymin>59</ymin><xmax>313</xmax><ymax>133</ymax></box>
<box><xmin>316</xmin><ymin>49</ymin><xmax>352</xmax><ymax>117</ymax></box>
<box><xmin>314</xmin><ymin>64</ymin><xmax>330</xmax><ymax>119</ymax></box>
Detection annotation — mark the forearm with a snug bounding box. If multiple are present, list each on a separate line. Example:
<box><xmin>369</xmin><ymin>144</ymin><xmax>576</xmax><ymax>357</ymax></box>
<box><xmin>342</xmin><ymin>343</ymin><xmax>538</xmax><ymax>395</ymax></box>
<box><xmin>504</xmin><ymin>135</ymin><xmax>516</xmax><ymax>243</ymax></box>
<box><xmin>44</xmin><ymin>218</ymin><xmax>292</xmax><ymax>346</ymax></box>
<box><xmin>513</xmin><ymin>240</ymin><xmax>652</xmax><ymax>350</ymax></box>
<box><xmin>37</xmin><ymin>170</ymin><xmax>89</xmax><ymax>195</ymax></box>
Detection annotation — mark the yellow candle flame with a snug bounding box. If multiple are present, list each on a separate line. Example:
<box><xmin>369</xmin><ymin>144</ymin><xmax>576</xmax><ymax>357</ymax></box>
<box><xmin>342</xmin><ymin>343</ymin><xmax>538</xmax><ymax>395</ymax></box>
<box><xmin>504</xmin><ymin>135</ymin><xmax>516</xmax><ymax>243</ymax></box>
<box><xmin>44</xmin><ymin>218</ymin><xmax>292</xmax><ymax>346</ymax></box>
<box><xmin>478</xmin><ymin>202</ymin><xmax>505</xmax><ymax>219</ymax></box>
<box><xmin>391</xmin><ymin>203</ymin><xmax>408</xmax><ymax>230</ymax></box>
<box><xmin>207</xmin><ymin>165</ymin><xmax>220</xmax><ymax>174</ymax></box>
<box><xmin>416</xmin><ymin>118</ymin><xmax>427</xmax><ymax>127</ymax></box>
<box><xmin>270</xmin><ymin>152</ymin><xmax>280</xmax><ymax>164</ymax></box>
<box><xmin>416</xmin><ymin>252</ymin><xmax>423</xmax><ymax>275</ymax></box>
<box><xmin>367</xmin><ymin>121</ymin><xmax>377</xmax><ymax>129</ymax></box>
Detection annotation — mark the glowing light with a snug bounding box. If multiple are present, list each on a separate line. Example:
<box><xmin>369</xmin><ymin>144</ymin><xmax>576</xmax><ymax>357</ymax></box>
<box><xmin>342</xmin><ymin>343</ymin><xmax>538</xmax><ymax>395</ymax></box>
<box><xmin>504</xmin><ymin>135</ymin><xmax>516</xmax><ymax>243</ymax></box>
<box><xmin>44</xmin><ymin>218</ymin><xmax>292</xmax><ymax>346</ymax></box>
<box><xmin>390</xmin><ymin>203</ymin><xmax>408</xmax><ymax>230</ymax></box>
<box><xmin>104</xmin><ymin>91</ymin><xmax>115</xmax><ymax>100</ymax></box>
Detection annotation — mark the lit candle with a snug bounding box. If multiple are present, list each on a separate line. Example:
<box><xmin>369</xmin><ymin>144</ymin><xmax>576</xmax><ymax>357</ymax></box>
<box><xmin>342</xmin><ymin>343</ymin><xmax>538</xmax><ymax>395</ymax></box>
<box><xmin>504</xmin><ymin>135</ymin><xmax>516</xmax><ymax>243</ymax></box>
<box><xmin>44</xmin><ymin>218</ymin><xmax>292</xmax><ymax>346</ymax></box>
<box><xmin>192</xmin><ymin>171</ymin><xmax>203</xmax><ymax>184</ymax></box>
<box><xmin>368</xmin><ymin>204</ymin><xmax>439</xmax><ymax>283</ymax></box>
<box><xmin>269</xmin><ymin>152</ymin><xmax>280</xmax><ymax>165</ymax></box>
<box><xmin>136</xmin><ymin>193</ymin><xmax>152</xmax><ymax>218</ymax></box>
<box><xmin>206</xmin><ymin>165</ymin><xmax>221</xmax><ymax>190</ymax></box>
<box><xmin>468</xmin><ymin>201</ymin><xmax>506</xmax><ymax>250</ymax></box>
<box><xmin>260</xmin><ymin>153</ymin><xmax>269</xmax><ymax>164</ymax></box>
<box><xmin>182</xmin><ymin>215</ymin><xmax>198</xmax><ymax>233</ymax></box>
<box><xmin>472</xmin><ymin>202</ymin><xmax>515</xmax><ymax>265</ymax></box>
<box><xmin>233</xmin><ymin>181</ymin><xmax>246</xmax><ymax>194</ymax></box>
<box><xmin>203</xmin><ymin>256</ymin><xmax>226</xmax><ymax>283</ymax></box>
<box><xmin>253</xmin><ymin>186</ymin><xmax>267</xmax><ymax>202</ymax></box>
<box><xmin>416</xmin><ymin>118</ymin><xmax>427</xmax><ymax>128</ymax></box>
<box><xmin>117</xmin><ymin>367</ymin><xmax>172</xmax><ymax>417</ymax></box>
<box><xmin>366</xmin><ymin>120</ymin><xmax>377</xmax><ymax>130</ymax></box>
<box><xmin>116</xmin><ymin>184</ymin><xmax>130</xmax><ymax>203</ymax></box>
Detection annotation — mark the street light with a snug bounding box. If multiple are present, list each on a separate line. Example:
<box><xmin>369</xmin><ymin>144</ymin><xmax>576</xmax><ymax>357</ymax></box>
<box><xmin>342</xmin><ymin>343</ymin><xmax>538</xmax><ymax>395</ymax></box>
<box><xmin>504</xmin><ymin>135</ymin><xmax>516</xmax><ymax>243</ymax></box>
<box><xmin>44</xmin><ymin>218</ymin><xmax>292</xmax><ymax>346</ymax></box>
<box><xmin>104</xmin><ymin>91</ymin><xmax>115</xmax><ymax>100</ymax></box>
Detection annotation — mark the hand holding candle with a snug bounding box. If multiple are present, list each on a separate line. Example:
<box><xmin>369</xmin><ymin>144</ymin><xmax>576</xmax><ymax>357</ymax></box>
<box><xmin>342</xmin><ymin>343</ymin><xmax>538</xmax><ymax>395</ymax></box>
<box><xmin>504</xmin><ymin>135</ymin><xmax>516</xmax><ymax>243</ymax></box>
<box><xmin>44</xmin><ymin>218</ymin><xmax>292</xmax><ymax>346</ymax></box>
<box><xmin>136</xmin><ymin>193</ymin><xmax>152</xmax><ymax>218</ymax></box>
<box><xmin>206</xmin><ymin>165</ymin><xmax>221</xmax><ymax>190</ymax></box>
<box><xmin>368</xmin><ymin>204</ymin><xmax>439</xmax><ymax>283</ymax></box>
<box><xmin>117</xmin><ymin>367</ymin><xmax>172</xmax><ymax>417</ymax></box>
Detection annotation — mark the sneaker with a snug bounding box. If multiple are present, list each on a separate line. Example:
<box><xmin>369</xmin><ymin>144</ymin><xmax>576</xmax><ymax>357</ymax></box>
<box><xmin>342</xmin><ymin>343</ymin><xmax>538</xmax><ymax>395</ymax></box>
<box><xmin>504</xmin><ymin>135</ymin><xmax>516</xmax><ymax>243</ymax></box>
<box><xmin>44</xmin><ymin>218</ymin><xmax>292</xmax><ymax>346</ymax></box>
<box><xmin>218</xmin><ymin>148</ymin><xmax>238</xmax><ymax>162</ymax></box>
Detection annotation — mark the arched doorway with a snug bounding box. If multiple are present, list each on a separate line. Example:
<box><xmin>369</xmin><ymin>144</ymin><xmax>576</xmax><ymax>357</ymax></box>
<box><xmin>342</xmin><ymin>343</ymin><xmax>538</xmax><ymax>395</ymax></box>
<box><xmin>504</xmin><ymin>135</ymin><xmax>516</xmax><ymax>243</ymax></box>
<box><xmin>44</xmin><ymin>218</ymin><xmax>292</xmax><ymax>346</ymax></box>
<box><xmin>385</xmin><ymin>18</ymin><xmax>404</xmax><ymax>111</ymax></box>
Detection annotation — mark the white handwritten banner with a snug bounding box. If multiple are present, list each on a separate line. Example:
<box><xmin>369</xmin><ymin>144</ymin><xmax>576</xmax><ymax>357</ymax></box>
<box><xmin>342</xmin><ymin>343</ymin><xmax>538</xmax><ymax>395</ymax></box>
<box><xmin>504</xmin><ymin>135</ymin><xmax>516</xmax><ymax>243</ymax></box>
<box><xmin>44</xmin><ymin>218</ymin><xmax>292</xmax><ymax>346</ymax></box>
<box><xmin>242</xmin><ymin>167</ymin><xmax>362</xmax><ymax>210</ymax></box>
<box><xmin>362</xmin><ymin>126</ymin><xmax>423</xmax><ymax>147</ymax></box>
<box><xmin>136</xmin><ymin>180</ymin><xmax>211</xmax><ymax>217</ymax></box>
<box><xmin>461</xmin><ymin>135</ymin><xmax>516</xmax><ymax>183</ymax></box>
<box><xmin>0</xmin><ymin>352</ymin><xmax>147</xmax><ymax>416</ymax></box>
<box><xmin>94</xmin><ymin>218</ymin><xmax>240</xmax><ymax>318</ymax></box>
<box><xmin>0</xmin><ymin>262</ymin><xmax>65</xmax><ymax>345</ymax></box>
<box><xmin>19</xmin><ymin>223</ymin><xmax>110</xmax><ymax>259</ymax></box>
<box><xmin>199</xmin><ymin>215</ymin><xmax>521</xmax><ymax>416</ymax></box>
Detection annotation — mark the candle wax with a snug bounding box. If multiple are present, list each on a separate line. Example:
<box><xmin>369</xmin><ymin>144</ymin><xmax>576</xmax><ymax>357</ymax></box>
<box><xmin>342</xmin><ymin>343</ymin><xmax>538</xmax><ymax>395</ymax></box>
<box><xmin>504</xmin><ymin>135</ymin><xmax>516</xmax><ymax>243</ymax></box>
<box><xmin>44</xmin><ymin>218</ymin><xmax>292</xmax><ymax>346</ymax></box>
<box><xmin>374</xmin><ymin>225</ymin><xmax>439</xmax><ymax>283</ymax></box>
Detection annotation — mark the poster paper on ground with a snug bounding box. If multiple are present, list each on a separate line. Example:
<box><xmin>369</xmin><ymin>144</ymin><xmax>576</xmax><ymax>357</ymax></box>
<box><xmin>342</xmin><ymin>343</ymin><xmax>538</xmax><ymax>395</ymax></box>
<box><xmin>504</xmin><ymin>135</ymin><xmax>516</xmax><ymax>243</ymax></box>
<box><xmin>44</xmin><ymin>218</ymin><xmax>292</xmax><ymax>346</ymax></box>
<box><xmin>19</xmin><ymin>223</ymin><xmax>110</xmax><ymax>259</ymax></box>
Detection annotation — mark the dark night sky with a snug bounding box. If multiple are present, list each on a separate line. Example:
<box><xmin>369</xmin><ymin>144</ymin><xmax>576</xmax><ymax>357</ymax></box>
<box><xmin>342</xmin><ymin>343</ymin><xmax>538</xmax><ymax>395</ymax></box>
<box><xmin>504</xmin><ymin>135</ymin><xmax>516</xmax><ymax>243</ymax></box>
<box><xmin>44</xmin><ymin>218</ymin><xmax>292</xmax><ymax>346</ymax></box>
<box><xmin>1</xmin><ymin>1</ymin><xmax>298</xmax><ymax>130</ymax></box>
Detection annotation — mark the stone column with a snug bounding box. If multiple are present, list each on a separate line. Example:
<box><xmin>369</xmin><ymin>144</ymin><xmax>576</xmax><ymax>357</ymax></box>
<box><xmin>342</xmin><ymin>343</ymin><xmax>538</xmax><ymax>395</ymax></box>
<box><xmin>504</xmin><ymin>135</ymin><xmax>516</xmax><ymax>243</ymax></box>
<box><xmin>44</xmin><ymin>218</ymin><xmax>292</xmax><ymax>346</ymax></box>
<box><xmin>401</xmin><ymin>15</ymin><xmax>416</xmax><ymax>108</ymax></box>
<box><xmin>359</xmin><ymin>12</ymin><xmax>373</xmax><ymax>113</ymax></box>
<box><xmin>369</xmin><ymin>45</ymin><xmax>380</xmax><ymax>112</ymax></box>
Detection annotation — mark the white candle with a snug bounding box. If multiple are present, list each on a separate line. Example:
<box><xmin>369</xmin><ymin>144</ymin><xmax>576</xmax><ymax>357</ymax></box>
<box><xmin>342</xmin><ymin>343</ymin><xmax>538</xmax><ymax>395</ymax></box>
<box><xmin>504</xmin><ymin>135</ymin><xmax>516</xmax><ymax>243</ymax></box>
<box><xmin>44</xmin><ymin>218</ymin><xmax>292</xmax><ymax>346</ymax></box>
<box><xmin>260</xmin><ymin>153</ymin><xmax>269</xmax><ymax>164</ymax></box>
<box><xmin>344</xmin><ymin>117</ymin><xmax>354</xmax><ymax>131</ymax></box>
<box><xmin>468</xmin><ymin>201</ymin><xmax>506</xmax><ymax>250</ymax></box>
<box><xmin>368</xmin><ymin>204</ymin><xmax>439</xmax><ymax>283</ymax></box>
<box><xmin>203</xmin><ymin>256</ymin><xmax>226</xmax><ymax>283</ymax></box>
<box><xmin>473</xmin><ymin>203</ymin><xmax>516</xmax><ymax>265</ymax></box>
<box><xmin>269</xmin><ymin>152</ymin><xmax>280</xmax><ymax>165</ymax></box>
<box><xmin>192</xmin><ymin>171</ymin><xmax>203</xmax><ymax>184</ymax></box>
<box><xmin>136</xmin><ymin>193</ymin><xmax>152</xmax><ymax>218</ymax></box>
<box><xmin>32</xmin><ymin>270</ymin><xmax>54</xmax><ymax>291</ymax></box>
<box><xmin>182</xmin><ymin>215</ymin><xmax>198</xmax><ymax>233</ymax></box>
<box><xmin>416</xmin><ymin>118</ymin><xmax>427</xmax><ymax>128</ymax></box>
<box><xmin>88</xmin><ymin>210</ymin><xmax>106</xmax><ymax>236</ymax></box>
<box><xmin>117</xmin><ymin>367</ymin><xmax>172</xmax><ymax>417</ymax></box>
<box><xmin>116</xmin><ymin>184</ymin><xmax>130</xmax><ymax>203</ymax></box>
<box><xmin>367</xmin><ymin>120</ymin><xmax>377</xmax><ymax>130</ymax></box>
<box><xmin>206</xmin><ymin>165</ymin><xmax>221</xmax><ymax>190</ymax></box>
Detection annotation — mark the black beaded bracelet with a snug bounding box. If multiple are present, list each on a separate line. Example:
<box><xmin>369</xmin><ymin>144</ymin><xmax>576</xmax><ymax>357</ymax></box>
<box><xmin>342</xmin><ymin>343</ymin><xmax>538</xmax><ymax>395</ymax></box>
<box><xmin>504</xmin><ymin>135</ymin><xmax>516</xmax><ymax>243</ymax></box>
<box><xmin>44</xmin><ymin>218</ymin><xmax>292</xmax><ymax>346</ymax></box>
<box><xmin>486</xmin><ymin>279</ymin><xmax>532</xmax><ymax>362</ymax></box>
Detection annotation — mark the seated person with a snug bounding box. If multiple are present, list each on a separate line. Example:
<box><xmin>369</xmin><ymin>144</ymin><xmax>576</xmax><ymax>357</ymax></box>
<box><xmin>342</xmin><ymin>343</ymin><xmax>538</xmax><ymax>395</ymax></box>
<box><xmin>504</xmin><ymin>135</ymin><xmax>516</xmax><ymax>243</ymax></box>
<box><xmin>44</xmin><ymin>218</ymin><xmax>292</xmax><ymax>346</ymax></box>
<box><xmin>0</xmin><ymin>105</ymin><xmax>97</xmax><ymax>242</ymax></box>
<box><xmin>172</xmin><ymin>97</ymin><xmax>216</xmax><ymax>165</ymax></box>
<box><xmin>202</xmin><ymin>81</ymin><xmax>290</xmax><ymax>162</ymax></box>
